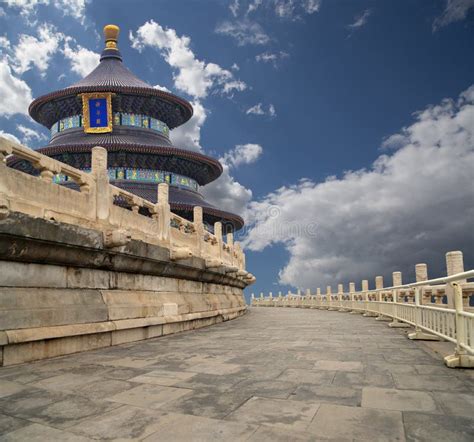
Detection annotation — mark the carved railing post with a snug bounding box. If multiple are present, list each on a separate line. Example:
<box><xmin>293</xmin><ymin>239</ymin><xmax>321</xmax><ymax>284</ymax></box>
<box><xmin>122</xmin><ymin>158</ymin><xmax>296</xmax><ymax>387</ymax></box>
<box><xmin>389</xmin><ymin>271</ymin><xmax>410</xmax><ymax>328</ymax></box>
<box><xmin>91</xmin><ymin>147</ymin><xmax>110</xmax><ymax>222</ymax></box>
<box><xmin>193</xmin><ymin>206</ymin><xmax>204</xmax><ymax>258</ymax></box>
<box><xmin>446</xmin><ymin>251</ymin><xmax>466</xmax><ymax>308</ymax></box>
<box><xmin>156</xmin><ymin>183</ymin><xmax>171</xmax><ymax>245</ymax></box>
<box><xmin>361</xmin><ymin>280</ymin><xmax>370</xmax><ymax>315</ymax></box>
<box><xmin>337</xmin><ymin>284</ymin><xmax>344</xmax><ymax>311</ymax></box>
<box><xmin>374</xmin><ymin>276</ymin><xmax>387</xmax><ymax>320</ymax></box>
<box><xmin>348</xmin><ymin>282</ymin><xmax>357</xmax><ymax>313</ymax></box>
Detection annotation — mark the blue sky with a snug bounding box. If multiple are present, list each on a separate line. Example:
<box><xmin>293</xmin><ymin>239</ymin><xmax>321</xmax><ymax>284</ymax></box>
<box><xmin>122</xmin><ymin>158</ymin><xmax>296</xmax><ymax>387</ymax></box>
<box><xmin>1</xmin><ymin>0</ymin><xmax>473</xmax><ymax>301</ymax></box>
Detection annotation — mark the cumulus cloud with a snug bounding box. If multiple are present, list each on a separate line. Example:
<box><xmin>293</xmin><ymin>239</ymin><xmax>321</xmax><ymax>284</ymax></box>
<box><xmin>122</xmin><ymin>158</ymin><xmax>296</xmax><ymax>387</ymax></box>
<box><xmin>273</xmin><ymin>0</ymin><xmax>321</xmax><ymax>19</ymax></box>
<box><xmin>0</xmin><ymin>130</ymin><xmax>21</xmax><ymax>144</ymax></box>
<box><xmin>433</xmin><ymin>0</ymin><xmax>474</xmax><ymax>30</ymax></box>
<box><xmin>130</xmin><ymin>20</ymin><xmax>246</xmax><ymax>99</ymax></box>
<box><xmin>242</xmin><ymin>85</ymin><xmax>474</xmax><ymax>290</ymax></box>
<box><xmin>202</xmin><ymin>143</ymin><xmax>263</xmax><ymax>215</ymax></box>
<box><xmin>215</xmin><ymin>20</ymin><xmax>270</xmax><ymax>46</ymax></box>
<box><xmin>222</xmin><ymin>143</ymin><xmax>263</xmax><ymax>168</ymax></box>
<box><xmin>16</xmin><ymin>124</ymin><xmax>47</xmax><ymax>144</ymax></box>
<box><xmin>4</xmin><ymin>0</ymin><xmax>88</xmax><ymax>25</ymax></box>
<box><xmin>62</xmin><ymin>39</ymin><xmax>99</xmax><ymax>77</ymax></box>
<box><xmin>0</xmin><ymin>59</ymin><xmax>33</xmax><ymax>117</ymax></box>
<box><xmin>255</xmin><ymin>51</ymin><xmax>289</xmax><ymax>67</ymax></box>
<box><xmin>246</xmin><ymin>103</ymin><xmax>276</xmax><ymax>117</ymax></box>
<box><xmin>10</xmin><ymin>23</ymin><xmax>63</xmax><ymax>76</ymax></box>
<box><xmin>347</xmin><ymin>9</ymin><xmax>372</xmax><ymax>31</ymax></box>
<box><xmin>170</xmin><ymin>100</ymin><xmax>207</xmax><ymax>151</ymax></box>
<box><xmin>230</xmin><ymin>0</ymin><xmax>240</xmax><ymax>17</ymax></box>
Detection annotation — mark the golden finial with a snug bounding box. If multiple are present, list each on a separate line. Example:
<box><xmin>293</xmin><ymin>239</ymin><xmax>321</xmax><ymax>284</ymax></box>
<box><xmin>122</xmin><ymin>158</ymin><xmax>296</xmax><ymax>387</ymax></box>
<box><xmin>104</xmin><ymin>24</ymin><xmax>120</xmax><ymax>50</ymax></box>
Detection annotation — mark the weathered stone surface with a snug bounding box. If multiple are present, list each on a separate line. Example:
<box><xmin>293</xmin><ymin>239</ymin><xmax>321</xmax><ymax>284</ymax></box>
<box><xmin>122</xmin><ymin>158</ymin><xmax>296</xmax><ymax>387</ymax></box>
<box><xmin>0</xmin><ymin>423</ymin><xmax>91</xmax><ymax>441</ymax></box>
<box><xmin>128</xmin><ymin>369</ymin><xmax>196</xmax><ymax>386</ymax></box>
<box><xmin>108</xmin><ymin>384</ymin><xmax>192</xmax><ymax>409</ymax></box>
<box><xmin>403</xmin><ymin>412</ymin><xmax>474</xmax><ymax>442</ymax></box>
<box><xmin>226</xmin><ymin>396</ymin><xmax>320</xmax><ymax>431</ymax></box>
<box><xmin>308</xmin><ymin>404</ymin><xmax>405</xmax><ymax>440</ymax></box>
<box><xmin>362</xmin><ymin>387</ymin><xmax>438</xmax><ymax>412</ymax></box>
<box><xmin>0</xmin><ymin>288</ymin><xmax>108</xmax><ymax>330</ymax></box>
<box><xmin>0</xmin><ymin>308</ymin><xmax>472</xmax><ymax>441</ymax></box>
<box><xmin>0</xmin><ymin>261</ymin><xmax>67</xmax><ymax>288</ymax></box>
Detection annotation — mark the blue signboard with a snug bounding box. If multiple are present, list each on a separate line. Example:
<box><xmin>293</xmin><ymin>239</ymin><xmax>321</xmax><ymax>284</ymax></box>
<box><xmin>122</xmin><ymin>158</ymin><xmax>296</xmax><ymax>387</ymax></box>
<box><xmin>81</xmin><ymin>93</ymin><xmax>113</xmax><ymax>133</ymax></box>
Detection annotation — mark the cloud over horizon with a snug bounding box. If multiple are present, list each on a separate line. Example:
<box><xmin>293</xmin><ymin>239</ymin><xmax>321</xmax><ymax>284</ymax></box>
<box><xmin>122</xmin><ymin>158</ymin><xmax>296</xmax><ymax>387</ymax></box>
<box><xmin>242</xmin><ymin>85</ymin><xmax>474</xmax><ymax>290</ymax></box>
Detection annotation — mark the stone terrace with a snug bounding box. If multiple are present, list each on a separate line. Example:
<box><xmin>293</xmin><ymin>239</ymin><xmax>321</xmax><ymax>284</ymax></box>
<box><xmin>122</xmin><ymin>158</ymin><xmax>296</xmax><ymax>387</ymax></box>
<box><xmin>0</xmin><ymin>308</ymin><xmax>473</xmax><ymax>441</ymax></box>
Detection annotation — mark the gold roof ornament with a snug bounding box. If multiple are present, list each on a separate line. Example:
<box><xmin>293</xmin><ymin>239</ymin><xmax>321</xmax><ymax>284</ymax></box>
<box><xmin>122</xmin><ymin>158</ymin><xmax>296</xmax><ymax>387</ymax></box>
<box><xmin>104</xmin><ymin>24</ymin><xmax>120</xmax><ymax>50</ymax></box>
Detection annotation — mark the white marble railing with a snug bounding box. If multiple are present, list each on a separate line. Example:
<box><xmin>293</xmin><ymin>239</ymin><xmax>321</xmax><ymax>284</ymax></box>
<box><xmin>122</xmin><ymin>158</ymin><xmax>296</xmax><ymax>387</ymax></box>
<box><xmin>252</xmin><ymin>251</ymin><xmax>474</xmax><ymax>368</ymax></box>
<box><xmin>0</xmin><ymin>136</ymin><xmax>255</xmax><ymax>284</ymax></box>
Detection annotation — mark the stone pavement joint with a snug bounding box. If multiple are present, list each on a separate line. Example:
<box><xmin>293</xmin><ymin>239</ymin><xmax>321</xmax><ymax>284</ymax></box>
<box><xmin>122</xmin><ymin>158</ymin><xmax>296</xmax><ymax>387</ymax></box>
<box><xmin>0</xmin><ymin>308</ymin><xmax>473</xmax><ymax>441</ymax></box>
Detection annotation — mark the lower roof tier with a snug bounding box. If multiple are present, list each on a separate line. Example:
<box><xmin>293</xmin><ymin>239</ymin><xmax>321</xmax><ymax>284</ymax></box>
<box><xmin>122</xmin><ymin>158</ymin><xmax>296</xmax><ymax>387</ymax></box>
<box><xmin>114</xmin><ymin>181</ymin><xmax>244</xmax><ymax>231</ymax></box>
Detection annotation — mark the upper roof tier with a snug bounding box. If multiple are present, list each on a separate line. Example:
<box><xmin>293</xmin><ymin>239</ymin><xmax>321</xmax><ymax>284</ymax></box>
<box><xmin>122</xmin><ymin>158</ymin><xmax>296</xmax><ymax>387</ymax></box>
<box><xmin>29</xmin><ymin>25</ymin><xmax>193</xmax><ymax>130</ymax></box>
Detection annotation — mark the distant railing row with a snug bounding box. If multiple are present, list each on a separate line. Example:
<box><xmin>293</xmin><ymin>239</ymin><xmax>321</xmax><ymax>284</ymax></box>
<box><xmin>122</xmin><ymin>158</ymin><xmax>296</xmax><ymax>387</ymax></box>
<box><xmin>0</xmin><ymin>137</ymin><xmax>255</xmax><ymax>284</ymax></box>
<box><xmin>252</xmin><ymin>251</ymin><xmax>474</xmax><ymax>368</ymax></box>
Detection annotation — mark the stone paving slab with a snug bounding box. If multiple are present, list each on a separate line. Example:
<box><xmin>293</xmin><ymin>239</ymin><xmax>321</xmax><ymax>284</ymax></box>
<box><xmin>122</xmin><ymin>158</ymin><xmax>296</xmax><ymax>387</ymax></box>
<box><xmin>0</xmin><ymin>307</ymin><xmax>473</xmax><ymax>441</ymax></box>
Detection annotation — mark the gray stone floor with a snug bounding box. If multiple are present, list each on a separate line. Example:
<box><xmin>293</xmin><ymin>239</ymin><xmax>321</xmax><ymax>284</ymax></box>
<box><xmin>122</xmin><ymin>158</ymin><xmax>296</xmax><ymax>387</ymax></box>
<box><xmin>1</xmin><ymin>308</ymin><xmax>474</xmax><ymax>441</ymax></box>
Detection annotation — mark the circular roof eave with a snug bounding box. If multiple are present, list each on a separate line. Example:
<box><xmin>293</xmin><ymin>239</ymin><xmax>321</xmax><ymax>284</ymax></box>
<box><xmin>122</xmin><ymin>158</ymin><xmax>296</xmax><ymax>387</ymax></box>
<box><xmin>28</xmin><ymin>85</ymin><xmax>194</xmax><ymax>129</ymax></box>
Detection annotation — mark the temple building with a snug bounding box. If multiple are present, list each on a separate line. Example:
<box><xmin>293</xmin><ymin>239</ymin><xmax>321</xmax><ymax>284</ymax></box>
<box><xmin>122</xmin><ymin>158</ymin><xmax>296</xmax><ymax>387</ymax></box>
<box><xmin>9</xmin><ymin>24</ymin><xmax>244</xmax><ymax>232</ymax></box>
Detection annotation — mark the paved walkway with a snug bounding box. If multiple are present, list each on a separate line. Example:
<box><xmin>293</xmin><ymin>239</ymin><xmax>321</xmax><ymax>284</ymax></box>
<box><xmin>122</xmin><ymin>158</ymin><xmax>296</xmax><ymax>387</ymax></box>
<box><xmin>0</xmin><ymin>308</ymin><xmax>473</xmax><ymax>441</ymax></box>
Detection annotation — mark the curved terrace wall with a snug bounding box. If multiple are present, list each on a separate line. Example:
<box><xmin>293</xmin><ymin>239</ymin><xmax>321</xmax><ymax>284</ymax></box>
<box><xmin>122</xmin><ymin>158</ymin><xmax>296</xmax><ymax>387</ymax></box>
<box><xmin>0</xmin><ymin>137</ymin><xmax>254</xmax><ymax>366</ymax></box>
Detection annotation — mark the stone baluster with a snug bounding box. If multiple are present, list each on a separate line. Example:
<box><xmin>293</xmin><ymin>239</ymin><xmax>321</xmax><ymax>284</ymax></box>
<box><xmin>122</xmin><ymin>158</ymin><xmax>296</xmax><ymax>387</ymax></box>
<box><xmin>327</xmin><ymin>286</ymin><xmax>335</xmax><ymax>310</ymax></box>
<box><xmin>375</xmin><ymin>276</ymin><xmax>389</xmax><ymax>320</ymax></box>
<box><xmin>193</xmin><ymin>206</ymin><xmax>204</xmax><ymax>258</ymax></box>
<box><xmin>91</xmin><ymin>147</ymin><xmax>110</xmax><ymax>223</ymax></box>
<box><xmin>349</xmin><ymin>282</ymin><xmax>358</xmax><ymax>314</ymax></box>
<box><xmin>362</xmin><ymin>280</ymin><xmax>374</xmax><ymax>316</ymax></box>
<box><xmin>446</xmin><ymin>251</ymin><xmax>466</xmax><ymax>308</ymax></box>
<box><xmin>156</xmin><ymin>183</ymin><xmax>171</xmax><ymax>244</ymax></box>
<box><xmin>415</xmin><ymin>263</ymin><xmax>430</xmax><ymax>305</ymax></box>
<box><xmin>214</xmin><ymin>222</ymin><xmax>223</xmax><ymax>265</ymax></box>
<box><xmin>337</xmin><ymin>283</ymin><xmax>345</xmax><ymax>311</ymax></box>
<box><xmin>389</xmin><ymin>271</ymin><xmax>410</xmax><ymax>328</ymax></box>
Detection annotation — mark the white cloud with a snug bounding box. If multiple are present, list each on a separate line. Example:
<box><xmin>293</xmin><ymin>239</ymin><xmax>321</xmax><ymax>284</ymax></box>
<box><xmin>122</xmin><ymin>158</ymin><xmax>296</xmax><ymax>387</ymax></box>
<box><xmin>130</xmin><ymin>20</ymin><xmax>246</xmax><ymax>99</ymax></box>
<box><xmin>16</xmin><ymin>124</ymin><xmax>47</xmax><ymax>144</ymax></box>
<box><xmin>0</xmin><ymin>130</ymin><xmax>21</xmax><ymax>144</ymax></box>
<box><xmin>0</xmin><ymin>7</ymin><xmax>5</xmax><ymax>16</ymax></box>
<box><xmin>215</xmin><ymin>20</ymin><xmax>270</xmax><ymax>46</ymax></box>
<box><xmin>433</xmin><ymin>0</ymin><xmax>474</xmax><ymax>30</ymax></box>
<box><xmin>302</xmin><ymin>0</ymin><xmax>321</xmax><ymax>14</ymax></box>
<box><xmin>154</xmin><ymin>84</ymin><xmax>172</xmax><ymax>93</ymax></box>
<box><xmin>11</xmin><ymin>23</ymin><xmax>63</xmax><ymax>76</ymax></box>
<box><xmin>4</xmin><ymin>0</ymin><xmax>88</xmax><ymax>24</ymax></box>
<box><xmin>0</xmin><ymin>36</ymin><xmax>10</xmax><ymax>51</ymax></box>
<box><xmin>348</xmin><ymin>9</ymin><xmax>372</xmax><ymax>30</ymax></box>
<box><xmin>202</xmin><ymin>163</ymin><xmax>254</xmax><ymax>216</ymax></box>
<box><xmin>0</xmin><ymin>59</ymin><xmax>33</xmax><ymax>117</ymax></box>
<box><xmin>272</xmin><ymin>0</ymin><xmax>321</xmax><ymax>19</ymax></box>
<box><xmin>53</xmin><ymin>0</ymin><xmax>88</xmax><ymax>24</ymax></box>
<box><xmin>247</xmin><ymin>0</ymin><xmax>263</xmax><ymax>15</ymax></box>
<box><xmin>202</xmin><ymin>143</ymin><xmax>263</xmax><ymax>215</ymax></box>
<box><xmin>255</xmin><ymin>50</ymin><xmax>289</xmax><ymax>67</ymax></box>
<box><xmin>170</xmin><ymin>100</ymin><xmax>207</xmax><ymax>151</ymax></box>
<box><xmin>242</xmin><ymin>85</ymin><xmax>474</xmax><ymax>290</ymax></box>
<box><xmin>230</xmin><ymin>0</ymin><xmax>240</xmax><ymax>17</ymax></box>
<box><xmin>222</xmin><ymin>143</ymin><xmax>263</xmax><ymax>168</ymax></box>
<box><xmin>62</xmin><ymin>39</ymin><xmax>99</xmax><ymax>77</ymax></box>
<box><xmin>246</xmin><ymin>103</ymin><xmax>265</xmax><ymax>115</ymax></box>
<box><xmin>246</xmin><ymin>103</ymin><xmax>276</xmax><ymax>117</ymax></box>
